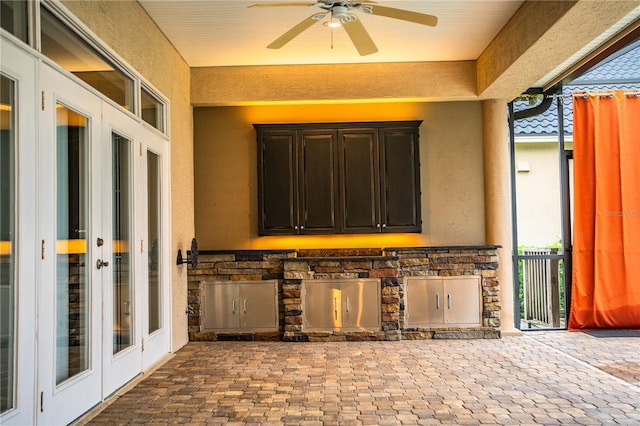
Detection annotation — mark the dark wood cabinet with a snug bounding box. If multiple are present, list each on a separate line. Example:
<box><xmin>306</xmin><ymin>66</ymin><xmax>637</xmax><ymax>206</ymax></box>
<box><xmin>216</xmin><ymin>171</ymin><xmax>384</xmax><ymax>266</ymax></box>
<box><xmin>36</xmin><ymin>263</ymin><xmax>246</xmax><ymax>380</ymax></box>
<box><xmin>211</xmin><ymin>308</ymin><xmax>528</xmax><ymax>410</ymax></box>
<box><xmin>380</xmin><ymin>126</ymin><xmax>421</xmax><ymax>232</ymax></box>
<box><xmin>257</xmin><ymin>129</ymin><xmax>297</xmax><ymax>234</ymax></box>
<box><xmin>257</xmin><ymin>127</ymin><xmax>338</xmax><ymax>235</ymax></box>
<box><xmin>298</xmin><ymin>130</ymin><xmax>339</xmax><ymax>233</ymax></box>
<box><xmin>339</xmin><ymin>125</ymin><xmax>421</xmax><ymax>233</ymax></box>
<box><xmin>256</xmin><ymin>121</ymin><xmax>421</xmax><ymax>235</ymax></box>
<box><xmin>339</xmin><ymin>129</ymin><xmax>379</xmax><ymax>232</ymax></box>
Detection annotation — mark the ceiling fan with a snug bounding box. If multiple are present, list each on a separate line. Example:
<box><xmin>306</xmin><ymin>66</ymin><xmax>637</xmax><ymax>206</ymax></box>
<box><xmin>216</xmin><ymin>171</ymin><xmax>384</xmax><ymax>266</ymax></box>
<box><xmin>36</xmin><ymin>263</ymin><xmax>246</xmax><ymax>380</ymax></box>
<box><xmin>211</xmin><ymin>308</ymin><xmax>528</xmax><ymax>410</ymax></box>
<box><xmin>249</xmin><ymin>1</ymin><xmax>438</xmax><ymax>56</ymax></box>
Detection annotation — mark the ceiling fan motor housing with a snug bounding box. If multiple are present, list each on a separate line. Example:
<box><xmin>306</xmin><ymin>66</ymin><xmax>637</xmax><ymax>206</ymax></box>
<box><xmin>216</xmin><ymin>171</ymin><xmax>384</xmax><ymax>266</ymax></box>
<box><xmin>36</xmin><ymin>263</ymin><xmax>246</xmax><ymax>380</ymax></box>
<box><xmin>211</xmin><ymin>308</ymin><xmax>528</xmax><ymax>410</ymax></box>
<box><xmin>331</xmin><ymin>5</ymin><xmax>349</xmax><ymax>20</ymax></box>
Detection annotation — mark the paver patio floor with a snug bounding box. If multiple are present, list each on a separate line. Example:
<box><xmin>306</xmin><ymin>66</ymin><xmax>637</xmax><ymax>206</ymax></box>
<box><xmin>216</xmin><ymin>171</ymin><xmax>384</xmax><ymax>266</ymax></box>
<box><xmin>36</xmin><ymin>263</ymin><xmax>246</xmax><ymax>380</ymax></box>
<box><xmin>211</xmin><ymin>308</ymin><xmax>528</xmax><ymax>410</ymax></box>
<box><xmin>84</xmin><ymin>332</ymin><xmax>640</xmax><ymax>425</ymax></box>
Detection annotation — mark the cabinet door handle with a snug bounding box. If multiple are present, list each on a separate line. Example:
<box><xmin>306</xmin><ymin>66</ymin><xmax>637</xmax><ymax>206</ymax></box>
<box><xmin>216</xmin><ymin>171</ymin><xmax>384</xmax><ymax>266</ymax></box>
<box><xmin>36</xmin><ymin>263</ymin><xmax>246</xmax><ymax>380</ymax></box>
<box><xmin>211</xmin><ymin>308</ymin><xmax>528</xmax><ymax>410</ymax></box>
<box><xmin>436</xmin><ymin>294</ymin><xmax>440</xmax><ymax>309</ymax></box>
<box><xmin>447</xmin><ymin>294</ymin><xmax>452</xmax><ymax>310</ymax></box>
<box><xmin>244</xmin><ymin>299</ymin><xmax>247</xmax><ymax>313</ymax></box>
<box><xmin>376</xmin><ymin>223</ymin><xmax>381</xmax><ymax>228</ymax></box>
<box><xmin>346</xmin><ymin>297</ymin><xmax>350</xmax><ymax>313</ymax></box>
<box><xmin>232</xmin><ymin>299</ymin><xmax>236</xmax><ymax>314</ymax></box>
<box><xmin>300</xmin><ymin>225</ymin><xmax>304</xmax><ymax>230</ymax></box>
<box><xmin>294</xmin><ymin>225</ymin><xmax>298</xmax><ymax>230</ymax></box>
<box><xmin>334</xmin><ymin>297</ymin><xmax>338</xmax><ymax>320</ymax></box>
<box><xmin>382</xmin><ymin>224</ymin><xmax>387</xmax><ymax>228</ymax></box>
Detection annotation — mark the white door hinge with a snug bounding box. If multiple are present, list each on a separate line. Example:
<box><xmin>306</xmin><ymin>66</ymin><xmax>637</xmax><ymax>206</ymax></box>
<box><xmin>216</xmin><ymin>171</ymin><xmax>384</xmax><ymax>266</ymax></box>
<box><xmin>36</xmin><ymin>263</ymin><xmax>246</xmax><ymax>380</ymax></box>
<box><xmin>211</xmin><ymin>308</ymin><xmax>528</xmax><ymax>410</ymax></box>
<box><xmin>41</xmin><ymin>91</ymin><xmax>45</xmax><ymax>111</ymax></box>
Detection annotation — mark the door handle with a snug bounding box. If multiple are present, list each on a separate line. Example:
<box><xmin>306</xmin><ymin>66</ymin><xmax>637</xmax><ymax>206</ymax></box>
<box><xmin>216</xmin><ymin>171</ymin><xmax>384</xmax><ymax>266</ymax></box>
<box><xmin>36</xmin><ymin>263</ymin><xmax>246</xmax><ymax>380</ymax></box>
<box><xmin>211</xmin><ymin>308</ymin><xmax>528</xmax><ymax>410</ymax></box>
<box><xmin>447</xmin><ymin>294</ymin><xmax>452</xmax><ymax>310</ymax></box>
<box><xmin>243</xmin><ymin>299</ymin><xmax>247</xmax><ymax>313</ymax></box>
<box><xmin>346</xmin><ymin>297</ymin><xmax>350</xmax><ymax>313</ymax></box>
<box><xmin>96</xmin><ymin>259</ymin><xmax>110</xmax><ymax>269</ymax></box>
<box><xmin>436</xmin><ymin>294</ymin><xmax>440</xmax><ymax>309</ymax></box>
<box><xmin>334</xmin><ymin>297</ymin><xmax>338</xmax><ymax>320</ymax></box>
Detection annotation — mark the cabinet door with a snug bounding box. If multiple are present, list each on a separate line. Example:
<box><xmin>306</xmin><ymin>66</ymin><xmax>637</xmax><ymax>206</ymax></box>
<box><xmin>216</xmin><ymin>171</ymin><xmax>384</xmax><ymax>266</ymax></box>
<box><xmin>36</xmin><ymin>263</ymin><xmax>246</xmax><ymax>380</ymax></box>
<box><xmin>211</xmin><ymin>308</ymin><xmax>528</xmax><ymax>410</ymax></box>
<box><xmin>304</xmin><ymin>281</ymin><xmax>342</xmax><ymax>330</ymax></box>
<box><xmin>341</xmin><ymin>280</ymin><xmax>381</xmax><ymax>330</ymax></box>
<box><xmin>258</xmin><ymin>130</ymin><xmax>298</xmax><ymax>235</ymax></box>
<box><xmin>239</xmin><ymin>281</ymin><xmax>278</xmax><ymax>330</ymax></box>
<box><xmin>299</xmin><ymin>130</ymin><xmax>339</xmax><ymax>233</ymax></box>
<box><xmin>380</xmin><ymin>127</ymin><xmax>421</xmax><ymax>232</ymax></box>
<box><xmin>444</xmin><ymin>277</ymin><xmax>480</xmax><ymax>325</ymax></box>
<box><xmin>406</xmin><ymin>278</ymin><xmax>444</xmax><ymax>326</ymax></box>
<box><xmin>203</xmin><ymin>282</ymin><xmax>239</xmax><ymax>330</ymax></box>
<box><xmin>339</xmin><ymin>129</ymin><xmax>380</xmax><ymax>232</ymax></box>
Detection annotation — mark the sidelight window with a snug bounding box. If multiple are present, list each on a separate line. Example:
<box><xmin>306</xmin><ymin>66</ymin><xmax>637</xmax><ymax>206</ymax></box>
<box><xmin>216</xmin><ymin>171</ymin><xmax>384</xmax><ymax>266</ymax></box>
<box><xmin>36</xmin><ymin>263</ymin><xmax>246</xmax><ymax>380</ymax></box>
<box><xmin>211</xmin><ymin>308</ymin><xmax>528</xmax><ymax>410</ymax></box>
<box><xmin>0</xmin><ymin>73</ymin><xmax>16</xmax><ymax>414</ymax></box>
<box><xmin>147</xmin><ymin>151</ymin><xmax>162</xmax><ymax>334</ymax></box>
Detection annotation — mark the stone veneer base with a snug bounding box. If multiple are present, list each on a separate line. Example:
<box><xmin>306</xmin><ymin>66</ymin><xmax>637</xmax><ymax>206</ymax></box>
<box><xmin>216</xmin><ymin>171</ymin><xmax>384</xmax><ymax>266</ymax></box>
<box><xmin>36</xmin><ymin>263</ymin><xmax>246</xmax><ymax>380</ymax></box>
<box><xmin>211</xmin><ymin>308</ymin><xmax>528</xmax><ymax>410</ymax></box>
<box><xmin>187</xmin><ymin>246</ymin><xmax>501</xmax><ymax>341</ymax></box>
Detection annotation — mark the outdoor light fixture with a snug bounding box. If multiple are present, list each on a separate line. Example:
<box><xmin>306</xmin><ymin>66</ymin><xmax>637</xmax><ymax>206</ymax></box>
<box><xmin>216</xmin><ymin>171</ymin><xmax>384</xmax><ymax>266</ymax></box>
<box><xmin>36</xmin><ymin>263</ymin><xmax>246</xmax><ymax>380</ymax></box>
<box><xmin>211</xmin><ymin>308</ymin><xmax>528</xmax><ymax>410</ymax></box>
<box><xmin>176</xmin><ymin>237</ymin><xmax>198</xmax><ymax>268</ymax></box>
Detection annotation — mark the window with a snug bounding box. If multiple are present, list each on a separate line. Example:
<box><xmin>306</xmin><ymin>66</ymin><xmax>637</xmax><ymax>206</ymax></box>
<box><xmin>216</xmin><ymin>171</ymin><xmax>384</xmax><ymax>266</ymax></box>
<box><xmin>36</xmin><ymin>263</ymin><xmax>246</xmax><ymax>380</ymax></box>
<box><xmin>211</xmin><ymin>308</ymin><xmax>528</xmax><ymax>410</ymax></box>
<box><xmin>0</xmin><ymin>0</ymin><xmax>28</xmax><ymax>43</ymax></box>
<box><xmin>40</xmin><ymin>6</ymin><xmax>134</xmax><ymax>112</ymax></box>
<box><xmin>0</xmin><ymin>73</ymin><xmax>16</xmax><ymax>414</ymax></box>
<box><xmin>6</xmin><ymin>2</ymin><xmax>169</xmax><ymax>134</ymax></box>
<box><xmin>141</xmin><ymin>87</ymin><xmax>165</xmax><ymax>132</ymax></box>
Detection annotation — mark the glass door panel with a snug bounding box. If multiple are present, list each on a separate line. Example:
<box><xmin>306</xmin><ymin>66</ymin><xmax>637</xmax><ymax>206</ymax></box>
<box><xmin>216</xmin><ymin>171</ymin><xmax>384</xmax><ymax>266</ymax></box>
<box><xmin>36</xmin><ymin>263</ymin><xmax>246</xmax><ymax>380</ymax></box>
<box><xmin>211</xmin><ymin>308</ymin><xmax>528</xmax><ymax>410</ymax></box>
<box><xmin>0</xmin><ymin>73</ymin><xmax>16</xmax><ymax>415</ymax></box>
<box><xmin>147</xmin><ymin>151</ymin><xmax>161</xmax><ymax>334</ymax></box>
<box><xmin>112</xmin><ymin>134</ymin><xmax>133</xmax><ymax>354</ymax></box>
<box><xmin>55</xmin><ymin>104</ymin><xmax>90</xmax><ymax>384</ymax></box>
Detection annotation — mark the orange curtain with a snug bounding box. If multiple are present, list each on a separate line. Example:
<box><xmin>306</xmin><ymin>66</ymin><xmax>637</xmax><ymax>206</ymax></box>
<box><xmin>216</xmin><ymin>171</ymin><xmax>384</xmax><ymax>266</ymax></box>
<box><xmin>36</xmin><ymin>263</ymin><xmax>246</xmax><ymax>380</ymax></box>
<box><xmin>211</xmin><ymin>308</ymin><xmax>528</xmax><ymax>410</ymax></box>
<box><xmin>569</xmin><ymin>90</ymin><xmax>640</xmax><ymax>329</ymax></box>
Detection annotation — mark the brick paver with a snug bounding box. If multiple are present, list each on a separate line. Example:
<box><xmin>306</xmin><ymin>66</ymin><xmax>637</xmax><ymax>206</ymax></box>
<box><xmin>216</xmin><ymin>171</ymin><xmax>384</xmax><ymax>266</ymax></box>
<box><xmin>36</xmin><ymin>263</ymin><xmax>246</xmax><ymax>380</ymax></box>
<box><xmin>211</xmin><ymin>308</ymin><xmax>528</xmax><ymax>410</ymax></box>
<box><xmin>84</xmin><ymin>333</ymin><xmax>640</xmax><ymax>425</ymax></box>
<box><xmin>527</xmin><ymin>330</ymin><xmax>640</xmax><ymax>387</ymax></box>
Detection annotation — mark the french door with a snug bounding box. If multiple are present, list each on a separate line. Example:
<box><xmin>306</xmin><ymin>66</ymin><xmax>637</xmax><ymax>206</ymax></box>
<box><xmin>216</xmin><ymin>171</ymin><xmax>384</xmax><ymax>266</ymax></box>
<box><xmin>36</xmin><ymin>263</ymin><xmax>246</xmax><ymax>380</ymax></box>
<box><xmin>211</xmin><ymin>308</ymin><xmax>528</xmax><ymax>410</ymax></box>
<box><xmin>36</xmin><ymin>63</ymin><xmax>152</xmax><ymax>425</ymax></box>
<box><xmin>0</xmin><ymin>37</ymin><xmax>38</xmax><ymax>426</ymax></box>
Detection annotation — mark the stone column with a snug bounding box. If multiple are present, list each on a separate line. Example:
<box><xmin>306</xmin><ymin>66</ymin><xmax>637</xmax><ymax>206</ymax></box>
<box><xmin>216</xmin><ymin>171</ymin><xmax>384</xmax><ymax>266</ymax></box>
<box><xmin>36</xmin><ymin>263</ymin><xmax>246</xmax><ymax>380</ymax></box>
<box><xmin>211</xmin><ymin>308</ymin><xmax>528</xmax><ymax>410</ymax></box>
<box><xmin>482</xmin><ymin>99</ymin><xmax>521</xmax><ymax>336</ymax></box>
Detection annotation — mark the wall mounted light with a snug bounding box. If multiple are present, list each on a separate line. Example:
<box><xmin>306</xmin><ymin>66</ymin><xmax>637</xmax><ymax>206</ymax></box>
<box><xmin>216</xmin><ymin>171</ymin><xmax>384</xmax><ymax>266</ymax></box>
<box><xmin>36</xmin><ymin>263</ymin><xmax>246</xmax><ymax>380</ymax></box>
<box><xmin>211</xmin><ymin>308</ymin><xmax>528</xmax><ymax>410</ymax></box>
<box><xmin>177</xmin><ymin>237</ymin><xmax>198</xmax><ymax>268</ymax></box>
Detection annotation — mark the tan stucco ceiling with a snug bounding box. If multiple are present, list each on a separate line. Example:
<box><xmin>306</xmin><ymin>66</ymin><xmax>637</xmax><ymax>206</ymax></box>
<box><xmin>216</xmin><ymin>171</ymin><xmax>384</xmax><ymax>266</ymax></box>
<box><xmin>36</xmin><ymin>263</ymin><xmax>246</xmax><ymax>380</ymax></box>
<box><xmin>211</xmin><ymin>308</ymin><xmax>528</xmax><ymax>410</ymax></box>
<box><xmin>138</xmin><ymin>0</ymin><xmax>525</xmax><ymax>67</ymax></box>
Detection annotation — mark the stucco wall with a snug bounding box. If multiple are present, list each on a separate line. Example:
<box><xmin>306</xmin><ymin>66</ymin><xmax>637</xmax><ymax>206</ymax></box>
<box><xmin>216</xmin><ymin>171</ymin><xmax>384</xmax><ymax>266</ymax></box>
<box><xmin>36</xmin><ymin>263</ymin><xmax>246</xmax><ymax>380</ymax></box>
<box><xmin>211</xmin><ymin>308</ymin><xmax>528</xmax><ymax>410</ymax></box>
<box><xmin>514</xmin><ymin>141</ymin><xmax>573</xmax><ymax>247</ymax></box>
<box><xmin>62</xmin><ymin>0</ymin><xmax>193</xmax><ymax>351</ymax></box>
<box><xmin>193</xmin><ymin>101</ymin><xmax>485</xmax><ymax>250</ymax></box>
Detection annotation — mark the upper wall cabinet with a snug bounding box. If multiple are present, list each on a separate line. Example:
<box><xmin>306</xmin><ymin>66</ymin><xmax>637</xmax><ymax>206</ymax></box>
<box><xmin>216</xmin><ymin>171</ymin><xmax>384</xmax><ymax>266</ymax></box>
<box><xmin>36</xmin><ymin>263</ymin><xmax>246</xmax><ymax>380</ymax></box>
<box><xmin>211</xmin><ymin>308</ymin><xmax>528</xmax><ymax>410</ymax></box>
<box><xmin>340</xmin><ymin>125</ymin><xmax>422</xmax><ymax>233</ymax></box>
<box><xmin>255</xmin><ymin>121</ymin><xmax>422</xmax><ymax>235</ymax></box>
<box><xmin>256</xmin><ymin>127</ymin><xmax>339</xmax><ymax>235</ymax></box>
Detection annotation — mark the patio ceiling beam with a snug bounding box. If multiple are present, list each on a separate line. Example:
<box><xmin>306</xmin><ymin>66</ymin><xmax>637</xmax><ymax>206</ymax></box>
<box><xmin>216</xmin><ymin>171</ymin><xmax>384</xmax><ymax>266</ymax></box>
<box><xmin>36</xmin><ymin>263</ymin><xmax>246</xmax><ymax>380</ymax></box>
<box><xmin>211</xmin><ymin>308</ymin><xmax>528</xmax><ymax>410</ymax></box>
<box><xmin>477</xmin><ymin>0</ymin><xmax>640</xmax><ymax>100</ymax></box>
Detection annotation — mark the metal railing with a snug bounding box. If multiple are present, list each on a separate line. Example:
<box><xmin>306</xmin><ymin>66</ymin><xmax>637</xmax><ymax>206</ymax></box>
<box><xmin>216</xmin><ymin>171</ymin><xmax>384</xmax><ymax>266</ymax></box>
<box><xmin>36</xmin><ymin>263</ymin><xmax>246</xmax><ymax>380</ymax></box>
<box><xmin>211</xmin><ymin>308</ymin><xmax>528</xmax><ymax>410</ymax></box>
<box><xmin>522</xmin><ymin>248</ymin><xmax>561</xmax><ymax>327</ymax></box>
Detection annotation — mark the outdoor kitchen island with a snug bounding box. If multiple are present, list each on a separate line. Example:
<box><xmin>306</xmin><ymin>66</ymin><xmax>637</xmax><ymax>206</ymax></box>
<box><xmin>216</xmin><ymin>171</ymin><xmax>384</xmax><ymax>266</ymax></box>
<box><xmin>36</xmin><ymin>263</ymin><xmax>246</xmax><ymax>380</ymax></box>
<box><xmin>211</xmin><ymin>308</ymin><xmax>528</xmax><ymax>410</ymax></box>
<box><xmin>187</xmin><ymin>246</ymin><xmax>501</xmax><ymax>342</ymax></box>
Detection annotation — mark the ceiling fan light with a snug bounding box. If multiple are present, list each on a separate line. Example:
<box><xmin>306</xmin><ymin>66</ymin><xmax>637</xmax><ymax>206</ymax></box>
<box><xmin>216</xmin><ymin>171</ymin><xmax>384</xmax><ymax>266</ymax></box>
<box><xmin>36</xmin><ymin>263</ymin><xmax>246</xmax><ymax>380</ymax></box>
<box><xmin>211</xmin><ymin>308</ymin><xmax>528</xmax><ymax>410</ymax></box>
<box><xmin>324</xmin><ymin>20</ymin><xmax>341</xmax><ymax>28</ymax></box>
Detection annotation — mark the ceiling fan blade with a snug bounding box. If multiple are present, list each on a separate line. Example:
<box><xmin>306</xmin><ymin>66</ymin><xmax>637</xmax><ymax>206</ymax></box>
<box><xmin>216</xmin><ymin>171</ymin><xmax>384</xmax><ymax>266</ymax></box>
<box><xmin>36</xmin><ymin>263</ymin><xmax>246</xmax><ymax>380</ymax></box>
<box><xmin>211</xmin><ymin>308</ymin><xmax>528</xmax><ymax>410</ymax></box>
<box><xmin>248</xmin><ymin>3</ymin><xmax>317</xmax><ymax>7</ymax></box>
<box><xmin>342</xmin><ymin>18</ymin><xmax>378</xmax><ymax>56</ymax></box>
<box><xmin>363</xmin><ymin>4</ymin><xmax>438</xmax><ymax>27</ymax></box>
<box><xmin>267</xmin><ymin>14</ymin><xmax>323</xmax><ymax>49</ymax></box>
